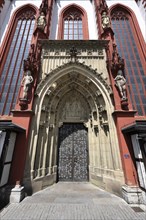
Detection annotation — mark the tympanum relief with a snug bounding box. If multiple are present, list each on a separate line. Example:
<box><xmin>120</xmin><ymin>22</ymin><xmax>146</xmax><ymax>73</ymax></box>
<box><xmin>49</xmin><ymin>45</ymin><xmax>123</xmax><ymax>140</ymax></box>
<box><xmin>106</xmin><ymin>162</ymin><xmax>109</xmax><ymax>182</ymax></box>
<box><xmin>59</xmin><ymin>93</ymin><xmax>89</xmax><ymax>122</ymax></box>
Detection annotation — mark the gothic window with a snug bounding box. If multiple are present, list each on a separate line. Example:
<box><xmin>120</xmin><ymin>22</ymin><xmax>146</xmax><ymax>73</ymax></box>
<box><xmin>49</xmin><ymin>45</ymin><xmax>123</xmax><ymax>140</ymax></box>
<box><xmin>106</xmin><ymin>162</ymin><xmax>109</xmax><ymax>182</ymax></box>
<box><xmin>111</xmin><ymin>7</ymin><xmax>146</xmax><ymax>115</ymax></box>
<box><xmin>58</xmin><ymin>5</ymin><xmax>89</xmax><ymax>40</ymax></box>
<box><xmin>64</xmin><ymin>9</ymin><xmax>83</xmax><ymax>40</ymax></box>
<box><xmin>0</xmin><ymin>7</ymin><xmax>36</xmax><ymax>115</ymax></box>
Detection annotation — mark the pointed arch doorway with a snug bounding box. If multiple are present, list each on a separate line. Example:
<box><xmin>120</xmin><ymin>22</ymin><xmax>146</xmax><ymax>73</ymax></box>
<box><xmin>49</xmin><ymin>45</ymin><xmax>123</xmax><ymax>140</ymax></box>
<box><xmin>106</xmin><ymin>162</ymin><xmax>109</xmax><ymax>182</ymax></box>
<box><xmin>58</xmin><ymin>123</ymin><xmax>88</xmax><ymax>182</ymax></box>
<box><xmin>30</xmin><ymin>56</ymin><xmax>124</xmax><ymax>194</ymax></box>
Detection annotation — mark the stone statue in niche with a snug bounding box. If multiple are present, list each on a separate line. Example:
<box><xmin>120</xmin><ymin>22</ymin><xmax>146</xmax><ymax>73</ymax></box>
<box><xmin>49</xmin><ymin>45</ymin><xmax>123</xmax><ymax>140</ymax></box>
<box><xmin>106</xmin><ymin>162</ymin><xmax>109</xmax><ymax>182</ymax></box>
<box><xmin>21</xmin><ymin>70</ymin><xmax>33</xmax><ymax>99</ymax></box>
<box><xmin>114</xmin><ymin>70</ymin><xmax>127</xmax><ymax>101</ymax></box>
<box><xmin>101</xmin><ymin>11</ymin><xmax>110</xmax><ymax>29</ymax></box>
<box><xmin>37</xmin><ymin>12</ymin><xmax>46</xmax><ymax>30</ymax></box>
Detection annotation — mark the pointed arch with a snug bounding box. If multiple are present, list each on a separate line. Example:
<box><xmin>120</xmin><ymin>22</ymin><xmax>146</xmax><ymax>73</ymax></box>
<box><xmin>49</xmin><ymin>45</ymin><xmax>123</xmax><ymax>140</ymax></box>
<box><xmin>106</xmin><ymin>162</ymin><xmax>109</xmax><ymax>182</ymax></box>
<box><xmin>0</xmin><ymin>4</ymin><xmax>38</xmax><ymax>60</ymax></box>
<box><xmin>0</xmin><ymin>4</ymin><xmax>38</xmax><ymax>115</ymax></box>
<box><xmin>35</xmin><ymin>61</ymin><xmax>112</xmax><ymax>104</ymax></box>
<box><xmin>58</xmin><ymin>4</ymin><xmax>89</xmax><ymax>40</ymax></box>
<box><xmin>33</xmin><ymin>61</ymin><xmax>114</xmax><ymax>145</ymax></box>
<box><xmin>27</xmin><ymin>61</ymin><xmax>123</xmax><ymax>189</ymax></box>
<box><xmin>109</xmin><ymin>4</ymin><xmax>146</xmax><ymax>116</ymax></box>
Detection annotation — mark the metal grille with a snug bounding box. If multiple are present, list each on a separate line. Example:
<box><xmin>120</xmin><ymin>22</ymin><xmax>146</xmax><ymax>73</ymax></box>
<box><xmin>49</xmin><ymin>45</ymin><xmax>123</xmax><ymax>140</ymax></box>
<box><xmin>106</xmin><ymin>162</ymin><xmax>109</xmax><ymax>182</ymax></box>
<box><xmin>58</xmin><ymin>123</ymin><xmax>88</xmax><ymax>181</ymax></box>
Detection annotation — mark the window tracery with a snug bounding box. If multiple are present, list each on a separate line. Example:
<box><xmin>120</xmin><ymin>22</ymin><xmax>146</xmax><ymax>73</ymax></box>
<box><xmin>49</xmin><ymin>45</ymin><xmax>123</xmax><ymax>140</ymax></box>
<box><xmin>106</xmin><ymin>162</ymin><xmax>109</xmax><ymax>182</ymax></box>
<box><xmin>111</xmin><ymin>9</ymin><xmax>129</xmax><ymax>20</ymax></box>
<box><xmin>17</xmin><ymin>9</ymin><xmax>35</xmax><ymax>20</ymax></box>
<box><xmin>63</xmin><ymin>8</ymin><xmax>83</xmax><ymax>40</ymax></box>
<box><xmin>58</xmin><ymin>5</ymin><xmax>89</xmax><ymax>40</ymax></box>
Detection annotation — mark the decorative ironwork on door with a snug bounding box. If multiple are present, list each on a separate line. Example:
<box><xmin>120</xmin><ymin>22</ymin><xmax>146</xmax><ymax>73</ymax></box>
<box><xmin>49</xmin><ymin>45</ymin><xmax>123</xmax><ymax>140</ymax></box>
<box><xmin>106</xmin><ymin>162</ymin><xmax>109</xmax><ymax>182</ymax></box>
<box><xmin>58</xmin><ymin>123</ymin><xmax>88</xmax><ymax>181</ymax></box>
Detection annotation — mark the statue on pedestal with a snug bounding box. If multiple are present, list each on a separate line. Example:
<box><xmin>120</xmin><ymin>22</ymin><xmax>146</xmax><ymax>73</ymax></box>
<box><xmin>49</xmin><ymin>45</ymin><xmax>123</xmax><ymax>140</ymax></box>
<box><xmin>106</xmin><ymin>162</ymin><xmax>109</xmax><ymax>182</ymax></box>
<box><xmin>21</xmin><ymin>70</ymin><xmax>33</xmax><ymax>99</ymax></box>
<box><xmin>37</xmin><ymin>12</ymin><xmax>46</xmax><ymax>30</ymax></box>
<box><xmin>114</xmin><ymin>70</ymin><xmax>127</xmax><ymax>101</ymax></box>
<box><xmin>101</xmin><ymin>11</ymin><xmax>110</xmax><ymax>29</ymax></box>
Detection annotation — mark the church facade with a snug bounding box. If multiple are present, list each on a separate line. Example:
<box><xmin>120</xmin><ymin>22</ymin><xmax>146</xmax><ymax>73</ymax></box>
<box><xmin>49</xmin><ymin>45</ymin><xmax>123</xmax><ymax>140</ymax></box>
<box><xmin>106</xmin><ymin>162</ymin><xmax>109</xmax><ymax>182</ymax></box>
<box><xmin>0</xmin><ymin>0</ymin><xmax>146</xmax><ymax>206</ymax></box>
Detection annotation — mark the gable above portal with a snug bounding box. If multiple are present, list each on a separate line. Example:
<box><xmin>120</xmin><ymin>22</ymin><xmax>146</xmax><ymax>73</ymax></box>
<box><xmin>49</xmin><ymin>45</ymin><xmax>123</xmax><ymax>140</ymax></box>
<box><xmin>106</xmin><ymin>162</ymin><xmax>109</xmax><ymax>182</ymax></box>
<box><xmin>39</xmin><ymin>40</ymin><xmax>109</xmax><ymax>81</ymax></box>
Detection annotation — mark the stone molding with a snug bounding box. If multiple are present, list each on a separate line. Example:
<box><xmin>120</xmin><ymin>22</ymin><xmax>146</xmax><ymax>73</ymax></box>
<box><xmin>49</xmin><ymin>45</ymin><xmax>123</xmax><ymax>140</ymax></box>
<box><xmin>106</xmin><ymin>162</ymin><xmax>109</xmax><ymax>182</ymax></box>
<box><xmin>36</xmin><ymin>61</ymin><xmax>111</xmax><ymax>95</ymax></box>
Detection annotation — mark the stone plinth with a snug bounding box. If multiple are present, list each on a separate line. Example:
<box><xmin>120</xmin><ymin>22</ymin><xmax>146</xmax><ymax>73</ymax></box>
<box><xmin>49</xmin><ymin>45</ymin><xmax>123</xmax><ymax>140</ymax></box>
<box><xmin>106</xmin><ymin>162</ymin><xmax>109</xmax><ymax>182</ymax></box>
<box><xmin>10</xmin><ymin>185</ymin><xmax>25</xmax><ymax>203</ymax></box>
<box><xmin>122</xmin><ymin>184</ymin><xmax>143</xmax><ymax>204</ymax></box>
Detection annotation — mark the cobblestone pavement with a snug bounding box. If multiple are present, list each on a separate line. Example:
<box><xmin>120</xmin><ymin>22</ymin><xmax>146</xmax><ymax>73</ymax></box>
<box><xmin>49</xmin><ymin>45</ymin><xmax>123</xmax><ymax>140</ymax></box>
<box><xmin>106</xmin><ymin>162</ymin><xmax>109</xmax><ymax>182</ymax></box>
<box><xmin>1</xmin><ymin>182</ymin><xmax>146</xmax><ymax>220</ymax></box>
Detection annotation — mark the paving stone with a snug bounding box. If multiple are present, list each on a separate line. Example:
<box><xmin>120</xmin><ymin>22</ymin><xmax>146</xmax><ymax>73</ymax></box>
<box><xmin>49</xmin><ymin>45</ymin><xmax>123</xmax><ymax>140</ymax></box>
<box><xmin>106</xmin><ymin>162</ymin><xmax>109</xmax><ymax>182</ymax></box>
<box><xmin>0</xmin><ymin>182</ymin><xmax>146</xmax><ymax>220</ymax></box>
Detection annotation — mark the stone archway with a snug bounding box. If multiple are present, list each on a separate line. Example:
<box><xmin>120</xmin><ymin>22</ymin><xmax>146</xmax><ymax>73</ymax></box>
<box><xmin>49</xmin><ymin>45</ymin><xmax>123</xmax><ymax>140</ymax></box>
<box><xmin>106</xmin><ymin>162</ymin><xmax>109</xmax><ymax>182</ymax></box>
<box><xmin>25</xmin><ymin>60</ymin><xmax>124</xmax><ymax>195</ymax></box>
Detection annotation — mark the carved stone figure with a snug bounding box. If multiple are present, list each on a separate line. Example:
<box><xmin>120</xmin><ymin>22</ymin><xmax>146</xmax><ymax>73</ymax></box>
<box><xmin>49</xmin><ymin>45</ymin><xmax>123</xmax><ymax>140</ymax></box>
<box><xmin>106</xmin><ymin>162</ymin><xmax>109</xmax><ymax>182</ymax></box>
<box><xmin>21</xmin><ymin>70</ymin><xmax>33</xmax><ymax>99</ymax></box>
<box><xmin>37</xmin><ymin>12</ymin><xmax>46</xmax><ymax>30</ymax></box>
<box><xmin>70</xmin><ymin>46</ymin><xmax>78</xmax><ymax>62</ymax></box>
<box><xmin>114</xmin><ymin>70</ymin><xmax>127</xmax><ymax>100</ymax></box>
<box><xmin>61</xmin><ymin>96</ymin><xmax>87</xmax><ymax>120</ymax></box>
<box><xmin>101</xmin><ymin>11</ymin><xmax>110</xmax><ymax>29</ymax></box>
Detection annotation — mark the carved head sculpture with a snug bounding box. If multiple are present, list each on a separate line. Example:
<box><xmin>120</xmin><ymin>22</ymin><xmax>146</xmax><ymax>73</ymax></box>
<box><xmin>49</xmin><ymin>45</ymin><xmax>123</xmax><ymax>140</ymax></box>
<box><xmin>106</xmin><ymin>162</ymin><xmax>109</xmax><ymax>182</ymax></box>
<box><xmin>102</xmin><ymin>11</ymin><xmax>107</xmax><ymax>17</ymax></box>
<box><xmin>26</xmin><ymin>70</ymin><xmax>32</xmax><ymax>76</ymax></box>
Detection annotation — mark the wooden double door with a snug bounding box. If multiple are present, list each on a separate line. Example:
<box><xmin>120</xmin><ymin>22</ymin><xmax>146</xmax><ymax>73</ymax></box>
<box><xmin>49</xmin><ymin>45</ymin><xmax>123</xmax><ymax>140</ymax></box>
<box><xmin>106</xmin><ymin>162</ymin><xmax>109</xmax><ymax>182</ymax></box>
<box><xmin>58</xmin><ymin>123</ymin><xmax>88</xmax><ymax>181</ymax></box>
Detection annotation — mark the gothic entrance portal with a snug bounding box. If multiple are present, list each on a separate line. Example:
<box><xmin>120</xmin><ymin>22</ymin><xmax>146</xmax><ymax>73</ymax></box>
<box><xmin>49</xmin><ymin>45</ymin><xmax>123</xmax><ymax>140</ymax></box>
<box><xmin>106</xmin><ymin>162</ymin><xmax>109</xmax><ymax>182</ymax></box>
<box><xmin>58</xmin><ymin>123</ymin><xmax>88</xmax><ymax>182</ymax></box>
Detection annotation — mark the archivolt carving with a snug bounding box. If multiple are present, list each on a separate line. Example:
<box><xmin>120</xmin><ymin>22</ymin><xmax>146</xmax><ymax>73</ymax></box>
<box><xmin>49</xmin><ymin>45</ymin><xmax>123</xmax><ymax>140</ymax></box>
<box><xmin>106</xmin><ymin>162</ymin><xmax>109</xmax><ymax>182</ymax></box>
<box><xmin>41</xmin><ymin>76</ymin><xmax>102</xmax><ymax>114</ymax></box>
<box><xmin>35</xmin><ymin>61</ymin><xmax>111</xmax><ymax>95</ymax></box>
